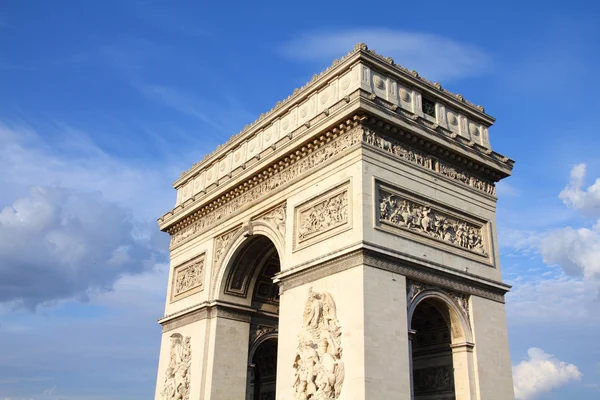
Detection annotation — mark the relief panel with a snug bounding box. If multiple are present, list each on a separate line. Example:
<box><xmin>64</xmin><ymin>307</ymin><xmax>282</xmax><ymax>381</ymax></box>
<box><xmin>376</xmin><ymin>181</ymin><xmax>490</xmax><ymax>260</ymax></box>
<box><xmin>294</xmin><ymin>181</ymin><xmax>351</xmax><ymax>251</ymax></box>
<box><xmin>171</xmin><ymin>253</ymin><xmax>205</xmax><ymax>302</ymax></box>
<box><xmin>161</xmin><ymin>333</ymin><xmax>192</xmax><ymax>400</ymax></box>
<box><xmin>293</xmin><ymin>288</ymin><xmax>344</xmax><ymax>400</ymax></box>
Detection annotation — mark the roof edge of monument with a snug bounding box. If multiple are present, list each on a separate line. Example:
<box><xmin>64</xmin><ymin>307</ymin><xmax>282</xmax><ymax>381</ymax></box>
<box><xmin>174</xmin><ymin>43</ymin><xmax>493</xmax><ymax>188</ymax></box>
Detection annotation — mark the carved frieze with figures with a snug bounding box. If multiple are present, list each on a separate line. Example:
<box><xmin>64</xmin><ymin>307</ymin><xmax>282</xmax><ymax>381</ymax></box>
<box><xmin>378</xmin><ymin>183</ymin><xmax>488</xmax><ymax>257</ymax></box>
<box><xmin>293</xmin><ymin>288</ymin><xmax>344</xmax><ymax>400</ymax></box>
<box><xmin>161</xmin><ymin>333</ymin><xmax>192</xmax><ymax>400</ymax></box>
<box><xmin>363</xmin><ymin>127</ymin><xmax>496</xmax><ymax>195</ymax></box>
<box><xmin>171</xmin><ymin>254</ymin><xmax>205</xmax><ymax>302</ymax></box>
<box><xmin>294</xmin><ymin>182</ymin><xmax>351</xmax><ymax>250</ymax></box>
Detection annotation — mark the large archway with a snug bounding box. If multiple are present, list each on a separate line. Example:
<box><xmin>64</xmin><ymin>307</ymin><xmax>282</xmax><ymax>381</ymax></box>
<box><xmin>410</xmin><ymin>299</ymin><xmax>455</xmax><ymax>399</ymax></box>
<box><xmin>222</xmin><ymin>234</ymin><xmax>281</xmax><ymax>400</ymax></box>
<box><xmin>408</xmin><ymin>289</ymin><xmax>476</xmax><ymax>400</ymax></box>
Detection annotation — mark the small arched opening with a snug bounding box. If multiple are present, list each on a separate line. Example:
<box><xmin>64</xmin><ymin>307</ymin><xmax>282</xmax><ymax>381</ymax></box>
<box><xmin>408</xmin><ymin>291</ymin><xmax>475</xmax><ymax>400</ymax></box>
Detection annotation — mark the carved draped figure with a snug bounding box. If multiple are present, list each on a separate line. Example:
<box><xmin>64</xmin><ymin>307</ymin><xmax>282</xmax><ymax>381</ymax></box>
<box><xmin>294</xmin><ymin>289</ymin><xmax>344</xmax><ymax>400</ymax></box>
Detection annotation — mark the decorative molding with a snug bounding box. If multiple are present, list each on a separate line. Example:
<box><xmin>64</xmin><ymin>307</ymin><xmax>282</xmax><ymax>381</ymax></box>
<box><xmin>250</xmin><ymin>323</ymin><xmax>278</xmax><ymax>345</ymax></box>
<box><xmin>161</xmin><ymin>333</ymin><xmax>192</xmax><ymax>400</ymax></box>
<box><xmin>161</xmin><ymin>303</ymin><xmax>252</xmax><ymax>333</ymax></box>
<box><xmin>167</xmin><ymin>120</ymin><xmax>364</xmax><ymax>248</ymax></box>
<box><xmin>406</xmin><ymin>280</ymin><xmax>471</xmax><ymax>328</ymax></box>
<box><xmin>377</xmin><ymin>182</ymin><xmax>488</xmax><ymax>257</ymax></box>
<box><xmin>253</xmin><ymin>202</ymin><xmax>286</xmax><ymax>238</ymax></box>
<box><xmin>277</xmin><ymin>249</ymin><xmax>506</xmax><ymax>303</ymax></box>
<box><xmin>171</xmin><ymin>254</ymin><xmax>205</xmax><ymax>303</ymax></box>
<box><xmin>363</xmin><ymin>127</ymin><xmax>496</xmax><ymax>195</ymax></box>
<box><xmin>294</xmin><ymin>182</ymin><xmax>351</xmax><ymax>250</ymax></box>
<box><xmin>210</xmin><ymin>226</ymin><xmax>241</xmax><ymax>295</ymax></box>
<box><xmin>293</xmin><ymin>288</ymin><xmax>344</xmax><ymax>399</ymax></box>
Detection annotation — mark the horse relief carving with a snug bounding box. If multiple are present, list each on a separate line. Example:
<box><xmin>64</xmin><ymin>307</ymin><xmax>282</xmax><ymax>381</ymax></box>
<box><xmin>293</xmin><ymin>288</ymin><xmax>344</xmax><ymax>400</ymax></box>
<box><xmin>379</xmin><ymin>190</ymin><xmax>486</xmax><ymax>255</ymax></box>
<box><xmin>162</xmin><ymin>333</ymin><xmax>192</xmax><ymax>400</ymax></box>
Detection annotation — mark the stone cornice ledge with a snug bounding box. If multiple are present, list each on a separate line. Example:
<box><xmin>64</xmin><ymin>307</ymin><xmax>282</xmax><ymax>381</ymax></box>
<box><xmin>172</xmin><ymin>43</ymin><xmax>496</xmax><ymax>193</ymax></box>
<box><xmin>275</xmin><ymin>243</ymin><xmax>510</xmax><ymax>303</ymax></box>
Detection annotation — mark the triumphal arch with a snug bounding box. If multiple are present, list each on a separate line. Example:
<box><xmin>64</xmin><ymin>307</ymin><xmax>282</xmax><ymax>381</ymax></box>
<box><xmin>154</xmin><ymin>44</ymin><xmax>515</xmax><ymax>400</ymax></box>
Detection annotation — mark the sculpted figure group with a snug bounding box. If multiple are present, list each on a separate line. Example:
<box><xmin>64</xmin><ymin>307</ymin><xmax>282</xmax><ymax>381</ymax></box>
<box><xmin>174</xmin><ymin>261</ymin><xmax>203</xmax><ymax>296</ymax></box>
<box><xmin>379</xmin><ymin>192</ymin><xmax>485</xmax><ymax>254</ymax></box>
<box><xmin>293</xmin><ymin>289</ymin><xmax>345</xmax><ymax>400</ymax></box>
<box><xmin>298</xmin><ymin>192</ymin><xmax>348</xmax><ymax>241</ymax></box>
<box><xmin>162</xmin><ymin>334</ymin><xmax>192</xmax><ymax>400</ymax></box>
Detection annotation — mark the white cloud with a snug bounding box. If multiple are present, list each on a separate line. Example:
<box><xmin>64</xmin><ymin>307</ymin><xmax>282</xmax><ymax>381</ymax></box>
<box><xmin>280</xmin><ymin>28</ymin><xmax>491</xmax><ymax>82</ymax></box>
<box><xmin>559</xmin><ymin>163</ymin><xmax>600</xmax><ymax>214</ymax></box>
<box><xmin>540</xmin><ymin>225</ymin><xmax>600</xmax><ymax>282</ymax></box>
<box><xmin>513</xmin><ymin>348</ymin><xmax>582</xmax><ymax>399</ymax></box>
<box><xmin>537</xmin><ymin>164</ymin><xmax>600</xmax><ymax>283</ymax></box>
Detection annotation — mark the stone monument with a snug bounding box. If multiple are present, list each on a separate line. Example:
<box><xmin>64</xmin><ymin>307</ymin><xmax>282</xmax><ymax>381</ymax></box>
<box><xmin>154</xmin><ymin>43</ymin><xmax>515</xmax><ymax>399</ymax></box>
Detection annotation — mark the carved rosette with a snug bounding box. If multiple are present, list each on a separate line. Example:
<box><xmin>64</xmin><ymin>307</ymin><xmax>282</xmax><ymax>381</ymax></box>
<box><xmin>161</xmin><ymin>333</ymin><xmax>192</xmax><ymax>400</ymax></box>
<box><xmin>378</xmin><ymin>187</ymin><xmax>487</xmax><ymax>256</ymax></box>
<box><xmin>293</xmin><ymin>288</ymin><xmax>344</xmax><ymax>400</ymax></box>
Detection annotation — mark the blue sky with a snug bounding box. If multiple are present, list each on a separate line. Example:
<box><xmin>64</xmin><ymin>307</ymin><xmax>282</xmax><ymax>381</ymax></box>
<box><xmin>1</xmin><ymin>1</ymin><xmax>599</xmax><ymax>399</ymax></box>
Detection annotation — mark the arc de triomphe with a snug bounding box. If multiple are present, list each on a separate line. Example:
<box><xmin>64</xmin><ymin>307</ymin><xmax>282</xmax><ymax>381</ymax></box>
<box><xmin>154</xmin><ymin>44</ymin><xmax>515</xmax><ymax>400</ymax></box>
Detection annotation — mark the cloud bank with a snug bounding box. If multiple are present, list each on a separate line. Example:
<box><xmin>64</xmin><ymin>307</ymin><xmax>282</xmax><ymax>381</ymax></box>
<box><xmin>0</xmin><ymin>186</ymin><xmax>160</xmax><ymax>308</ymax></box>
<box><xmin>539</xmin><ymin>164</ymin><xmax>600</xmax><ymax>283</ymax></box>
<box><xmin>513</xmin><ymin>348</ymin><xmax>582</xmax><ymax>399</ymax></box>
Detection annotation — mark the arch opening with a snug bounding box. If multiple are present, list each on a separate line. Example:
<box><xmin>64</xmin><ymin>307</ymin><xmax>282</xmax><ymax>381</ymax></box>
<box><xmin>225</xmin><ymin>234</ymin><xmax>280</xmax><ymax>400</ymax></box>
<box><xmin>410</xmin><ymin>299</ymin><xmax>456</xmax><ymax>400</ymax></box>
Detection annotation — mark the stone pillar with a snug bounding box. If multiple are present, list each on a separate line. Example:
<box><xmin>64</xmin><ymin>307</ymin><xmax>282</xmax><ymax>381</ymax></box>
<box><xmin>450</xmin><ymin>342</ymin><xmax>476</xmax><ymax>400</ymax></box>
<box><xmin>470</xmin><ymin>295</ymin><xmax>515</xmax><ymax>400</ymax></box>
<box><xmin>204</xmin><ymin>312</ymin><xmax>251</xmax><ymax>400</ymax></box>
<box><xmin>276</xmin><ymin>263</ymin><xmax>413</xmax><ymax>400</ymax></box>
<box><xmin>408</xmin><ymin>329</ymin><xmax>416</xmax><ymax>400</ymax></box>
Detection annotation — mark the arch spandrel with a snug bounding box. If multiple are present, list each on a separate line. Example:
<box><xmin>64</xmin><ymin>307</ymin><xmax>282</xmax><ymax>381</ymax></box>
<box><xmin>407</xmin><ymin>286</ymin><xmax>473</xmax><ymax>345</ymax></box>
<box><xmin>211</xmin><ymin>220</ymin><xmax>285</xmax><ymax>303</ymax></box>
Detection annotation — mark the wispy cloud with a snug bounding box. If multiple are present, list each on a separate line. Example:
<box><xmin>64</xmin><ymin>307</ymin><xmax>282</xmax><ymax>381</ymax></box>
<box><xmin>279</xmin><ymin>28</ymin><xmax>492</xmax><ymax>82</ymax></box>
<box><xmin>137</xmin><ymin>84</ymin><xmax>229</xmax><ymax>131</ymax></box>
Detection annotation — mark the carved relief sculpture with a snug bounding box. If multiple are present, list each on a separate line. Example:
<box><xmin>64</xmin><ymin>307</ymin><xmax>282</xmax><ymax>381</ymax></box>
<box><xmin>293</xmin><ymin>288</ymin><xmax>344</xmax><ymax>400</ymax></box>
<box><xmin>255</xmin><ymin>203</ymin><xmax>287</xmax><ymax>237</ymax></box>
<box><xmin>170</xmin><ymin>125</ymin><xmax>363</xmax><ymax>247</ymax></box>
<box><xmin>362</xmin><ymin>128</ymin><xmax>496</xmax><ymax>195</ymax></box>
<box><xmin>379</xmin><ymin>188</ymin><xmax>486</xmax><ymax>255</ymax></box>
<box><xmin>171</xmin><ymin>255</ymin><xmax>205</xmax><ymax>302</ymax></box>
<box><xmin>413</xmin><ymin>366</ymin><xmax>454</xmax><ymax>394</ymax></box>
<box><xmin>162</xmin><ymin>333</ymin><xmax>192</xmax><ymax>400</ymax></box>
<box><xmin>298</xmin><ymin>191</ymin><xmax>348</xmax><ymax>242</ymax></box>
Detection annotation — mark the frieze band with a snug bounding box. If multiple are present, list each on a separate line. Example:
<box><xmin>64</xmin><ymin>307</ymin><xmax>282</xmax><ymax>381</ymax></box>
<box><xmin>169</xmin><ymin>121</ymin><xmax>364</xmax><ymax>248</ymax></box>
<box><xmin>363</xmin><ymin>127</ymin><xmax>496</xmax><ymax>195</ymax></box>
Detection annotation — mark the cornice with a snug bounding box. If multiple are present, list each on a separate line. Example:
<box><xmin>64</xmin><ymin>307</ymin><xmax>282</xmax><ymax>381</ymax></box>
<box><xmin>160</xmin><ymin>115</ymin><xmax>366</xmax><ymax>240</ymax></box>
<box><xmin>172</xmin><ymin>43</ymin><xmax>495</xmax><ymax>190</ymax></box>
<box><xmin>276</xmin><ymin>247</ymin><xmax>509</xmax><ymax>303</ymax></box>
